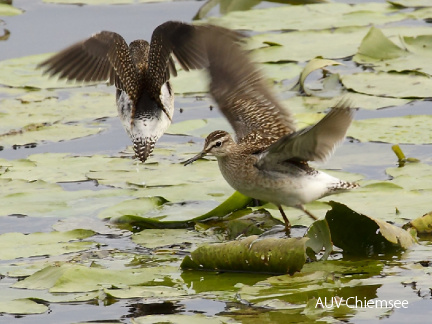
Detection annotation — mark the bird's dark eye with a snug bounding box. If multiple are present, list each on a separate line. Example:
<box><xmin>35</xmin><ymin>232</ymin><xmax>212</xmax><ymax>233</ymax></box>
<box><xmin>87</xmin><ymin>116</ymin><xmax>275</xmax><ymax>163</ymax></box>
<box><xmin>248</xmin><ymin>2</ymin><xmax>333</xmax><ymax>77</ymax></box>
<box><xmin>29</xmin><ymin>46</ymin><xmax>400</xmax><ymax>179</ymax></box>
<box><xmin>214</xmin><ymin>141</ymin><xmax>222</xmax><ymax>147</ymax></box>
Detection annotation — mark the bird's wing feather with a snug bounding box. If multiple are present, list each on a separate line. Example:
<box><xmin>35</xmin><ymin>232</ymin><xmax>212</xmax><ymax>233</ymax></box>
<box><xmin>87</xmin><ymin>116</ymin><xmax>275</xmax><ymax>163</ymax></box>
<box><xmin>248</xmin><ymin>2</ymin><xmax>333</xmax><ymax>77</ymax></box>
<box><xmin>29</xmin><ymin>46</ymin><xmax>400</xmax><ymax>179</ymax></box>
<box><xmin>145</xmin><ymin>21</ymin><xmax>239</xmax><ymax>101</ymax></box>
<box><xmin>202</xmin><ymin>28</ymin><xmax>296</xmax><ymax>141</ymax></box>
<box><xmin>38</xmin><ymin>31</ymin><xmax>141</xmax><ymax>103</ymax></box>
<box><xmin>257</xmin><ymin>99</ymin><xmax>355</xmax><ymax>167</ymax></box>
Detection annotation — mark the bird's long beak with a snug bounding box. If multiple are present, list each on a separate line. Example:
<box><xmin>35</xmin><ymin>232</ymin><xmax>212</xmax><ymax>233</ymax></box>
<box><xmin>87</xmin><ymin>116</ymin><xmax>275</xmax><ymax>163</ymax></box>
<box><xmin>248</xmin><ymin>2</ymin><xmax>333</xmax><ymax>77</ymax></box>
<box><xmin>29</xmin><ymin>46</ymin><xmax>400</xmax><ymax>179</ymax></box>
<box><xmin>183</xmin><ymin>151</ymin><xmax>207</xmax><ymax>166</ymax></box>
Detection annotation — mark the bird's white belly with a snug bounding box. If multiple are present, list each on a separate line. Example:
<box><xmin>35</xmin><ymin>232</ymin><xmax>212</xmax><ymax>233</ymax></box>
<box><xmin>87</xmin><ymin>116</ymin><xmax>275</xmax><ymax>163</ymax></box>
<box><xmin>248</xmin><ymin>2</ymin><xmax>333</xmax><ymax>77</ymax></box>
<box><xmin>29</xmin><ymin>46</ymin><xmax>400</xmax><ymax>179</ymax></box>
<box><xmin>219</xmin><ymin>163</ymin><xmax>341</xmax><ymax>207</ymax></box>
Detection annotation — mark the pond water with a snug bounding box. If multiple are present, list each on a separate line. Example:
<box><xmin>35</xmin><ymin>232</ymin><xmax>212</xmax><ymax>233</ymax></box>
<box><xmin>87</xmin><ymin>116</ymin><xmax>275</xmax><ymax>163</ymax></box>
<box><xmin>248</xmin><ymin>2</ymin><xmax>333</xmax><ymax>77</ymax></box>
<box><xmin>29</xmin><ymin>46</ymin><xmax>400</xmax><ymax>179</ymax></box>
<box><xmin>1</xmin><ymin>0</ymin><xmax>432</xmax><ymax>323</ymax></box>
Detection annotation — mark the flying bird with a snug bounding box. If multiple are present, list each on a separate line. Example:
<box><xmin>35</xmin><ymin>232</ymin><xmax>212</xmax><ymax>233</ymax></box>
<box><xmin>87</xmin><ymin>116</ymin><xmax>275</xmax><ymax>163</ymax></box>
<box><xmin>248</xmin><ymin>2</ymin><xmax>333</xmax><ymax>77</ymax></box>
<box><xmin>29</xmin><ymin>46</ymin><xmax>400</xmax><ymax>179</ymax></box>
<box><xmin>184</xmin><ymin>29</ymin><xmax>358</xmax><ymax>233</ymax></box>
<box><xmin>39</xmin><ymin>21</ymin><xmax>236</xmax><ymax>162</ymax></box>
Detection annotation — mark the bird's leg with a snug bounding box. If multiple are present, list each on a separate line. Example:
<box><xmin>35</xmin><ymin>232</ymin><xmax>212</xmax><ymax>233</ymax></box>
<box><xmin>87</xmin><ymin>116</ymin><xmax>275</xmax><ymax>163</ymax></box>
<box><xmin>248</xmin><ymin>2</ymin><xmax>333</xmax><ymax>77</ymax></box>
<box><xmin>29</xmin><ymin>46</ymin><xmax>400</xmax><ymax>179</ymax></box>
<box><xmin>297</xmin><ymin>204</ymin><xmax>318</xmax><ymax>221</ymax></box>
<box><xmin>278</xmin><ymin>205</ymin><xmax>291</xmax><ymax>235</ymax></box>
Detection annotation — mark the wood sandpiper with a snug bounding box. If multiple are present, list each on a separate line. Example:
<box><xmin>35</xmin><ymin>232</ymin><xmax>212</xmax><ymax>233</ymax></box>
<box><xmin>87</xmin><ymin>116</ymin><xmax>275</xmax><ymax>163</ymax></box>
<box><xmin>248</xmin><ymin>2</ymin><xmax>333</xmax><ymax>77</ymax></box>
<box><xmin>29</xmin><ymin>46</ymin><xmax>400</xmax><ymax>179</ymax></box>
<box><xmin>184</xmin><ymin>28</ymin><xmax>359</xmax><ymax>232</ymax></box>
<box><xmin>38</xmin><ymin>21</ymin><xmax>227</xmax><ymax>162</ymax></box>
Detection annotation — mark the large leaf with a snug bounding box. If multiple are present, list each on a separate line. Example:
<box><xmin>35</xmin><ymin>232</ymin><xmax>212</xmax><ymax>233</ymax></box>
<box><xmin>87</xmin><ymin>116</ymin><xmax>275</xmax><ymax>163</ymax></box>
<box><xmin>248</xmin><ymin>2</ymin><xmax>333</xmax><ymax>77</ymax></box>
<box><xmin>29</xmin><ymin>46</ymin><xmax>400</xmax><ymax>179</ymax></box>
<box><xmin>0</xmin><ymin>299</ymin><xmax>47</xmax><ymax>315</ymax></box>
<box><xmin>325</xmin><ymin>201</ymin><xmax>415</xmax><ymax>255</ymax></box>
<box><xmin>13</xmin><ymin>263</ymin><xmax>178</xmax><ymax>293</ymax></box>
<box><xmin>181</xmin><ymin>221</ymin><xmax>333</xmax><ymax>274</ymax></box>
<box><xmin>341</xmin><ymin>72</ymin><xmax>432</xmax><ymax>98</ymax></box>
<box><xmin>0</xmin><ymin>3</ymin><xmax>22</xmax><ymax>16</ymax></box>
<box><xmin>181</xmin><ymin>235</ymin><xmax>310</xmax><ymax>274</ymax></box>
<box><xmin>0</xmin><ymin>229</ymin><xmax>95</xmax><ymax>260</ymax></box>
<box><xmin>403</xmin><ymin>211</ymin><xmax>432</xmax><ymax>234</ymax></box>
<box><xmin>205</xmin><ymin>3</ymin><xmax>403</xmax><ymax>32</ymax></box>
<box><xmin>354</xmin><ymin>27</ymin><xmax>432</xmax><ymax>76</ymax></box>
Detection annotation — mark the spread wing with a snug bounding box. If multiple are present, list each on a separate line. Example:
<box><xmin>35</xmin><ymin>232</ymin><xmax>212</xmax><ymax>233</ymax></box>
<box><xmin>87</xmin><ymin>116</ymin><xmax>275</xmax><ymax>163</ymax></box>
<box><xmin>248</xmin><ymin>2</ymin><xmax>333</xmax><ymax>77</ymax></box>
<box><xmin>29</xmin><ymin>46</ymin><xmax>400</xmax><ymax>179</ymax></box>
<box><xmin>38</xmin><ymin>31</ymin><xmax>141</xmax><ymax>103</ymax></box>
<box><xmin>145</xmin><ymin>21</ymin><xmax>240</xmax><ymax>101</ymax></box>
<box><xmin>202</xmin><ymin>28</ymin><xmax>296</xmax><ymax>142</ymax></box>
<box><xmin>257</xmin><ymin>99</ymin><xmax>355</xmax><ymax>167</ymax></box>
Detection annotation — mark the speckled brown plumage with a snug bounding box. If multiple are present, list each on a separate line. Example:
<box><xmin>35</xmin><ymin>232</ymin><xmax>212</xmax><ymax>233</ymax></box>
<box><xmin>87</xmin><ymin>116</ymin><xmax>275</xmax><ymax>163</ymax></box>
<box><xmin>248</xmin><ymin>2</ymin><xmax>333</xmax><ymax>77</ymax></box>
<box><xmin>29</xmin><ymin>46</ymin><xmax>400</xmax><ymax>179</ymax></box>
<box><xmin>38</xmin><ymin>21</ymin><xmax>241</xmax><ymax>162</ymax></box>
<box><xmin>184</xmin><ymin>29</ymin><xmax>359</xmax><ymax>234</ymax></box>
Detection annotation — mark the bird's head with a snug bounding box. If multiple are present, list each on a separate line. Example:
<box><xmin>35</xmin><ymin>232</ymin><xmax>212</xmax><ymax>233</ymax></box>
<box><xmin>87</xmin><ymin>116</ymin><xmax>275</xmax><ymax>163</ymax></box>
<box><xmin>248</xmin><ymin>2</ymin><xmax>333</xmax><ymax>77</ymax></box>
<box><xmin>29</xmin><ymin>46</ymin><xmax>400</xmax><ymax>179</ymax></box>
<box><xmin>184</xmin><ymin>130</ymin><xmax>234</xmax><ymax>165</ymax></box>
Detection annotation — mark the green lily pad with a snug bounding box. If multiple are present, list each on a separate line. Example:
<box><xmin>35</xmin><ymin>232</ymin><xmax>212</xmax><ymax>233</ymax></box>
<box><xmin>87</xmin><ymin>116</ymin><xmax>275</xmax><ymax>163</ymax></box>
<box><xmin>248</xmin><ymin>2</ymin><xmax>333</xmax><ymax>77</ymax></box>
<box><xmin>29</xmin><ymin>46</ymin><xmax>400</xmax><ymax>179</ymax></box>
<box><xmin>0</xmin><ymin>229</ymin><xmax>95</xmax><ymax>260</ymax></box>
<box><xmin>403</xmin><ymin>211</ymin><xmax>432</xmax><ymax>234</ymax></box>
<box><xmin>205</xmin><ymin>3</ymin><xmax>403</xmax><ymax>32</ymax></box>
<box><xmin>0</xmin><ymin>122</ymin><xmax>106</xmax><ymax>146</ymax></box>
<box><xmin>99</xmin><ymin>196</ymin><xmax>167</xmax><ymax>221</ymax></box>
<box><xmin>132</xmin><ymin>314</ymin><xmax>237</xmax><ymax>324</ymax></box>
<box><xmin>0</xmin><ymin>299</ymin><xmax>47</xmax><ymax>315</ymax></box>
<box><xmin>341</xmin><ymin>72</ymin><xmax>432</xmax><ymax>98</ymax></box>
<box><xmin>294</xmin><ymin>58</ymin><xmax>341</xmax><ymax>95</ymax></box>
<box><xmin>349</xmin><ymin>115</ymin><xmax>432</xmax><ymax>144</ymax></box>
<box><xmin>181</xmin><ymin>235</ymin><xmax>310</xmax><ymax>274</ymax></box>
<box><xmin>132</xmin><ymin>228</ymin><xmax>220</xmax><ymax>249</ymax></box>
<box><xmin>0</xmin><ymin>3</ymin><xmax>23</xmax><ymax>16</ymax></box>
<box><xmin>287</xmin><ymin>112</ymin><xmax>432</xmax><ymax>145</ymax></box>
<box><xmin>13</xmin><ymin>263</ymin><xmax>179</xmax><ymax>293</ymax></box>
<box><xmin>249</xmin><ymin>27</ymin><xmax>369</xmax><ymax>63</ymax></box>
<box><xmin>0</xmin><ymin>89</ymin><xmax>116</xmax><ymax>132</ymax></box>
<box><xmin>354</xmin><ymin>27</ymin><xmax>432</xmax><ymax>76</ymax></box>
<box><xmin>386</xmin><ymin>162</ymin><xmax>432</xmax><ymax>190</ymax></box>
<box><xmin>282</xmin><ymin>94</ymin><xmax>409</xmax><ymax>113</ymax></box>
<box><xmin>325</xmin><ymin>201</ymin><xmax>415</xmax><ymax>255</ymax></box>
<box><xmin>0</xmin><ymin>177</ymin><xmax>159</xmax><ymax>218</ymax></box>
<box><xmin>171</xmin><ymin>69</ymin><xmax>209</xmax><ymax>94</ymax></box>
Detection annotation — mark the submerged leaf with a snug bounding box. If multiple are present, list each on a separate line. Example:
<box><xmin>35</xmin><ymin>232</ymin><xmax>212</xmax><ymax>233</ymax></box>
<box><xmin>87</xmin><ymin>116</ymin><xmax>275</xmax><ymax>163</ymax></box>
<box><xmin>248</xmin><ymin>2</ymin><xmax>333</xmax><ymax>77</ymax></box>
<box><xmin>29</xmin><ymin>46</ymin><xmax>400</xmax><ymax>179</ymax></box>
<box><xmin>325</xmin><ymin>201</ymin><xmax>415</xmax><ymax>255</ymax></box>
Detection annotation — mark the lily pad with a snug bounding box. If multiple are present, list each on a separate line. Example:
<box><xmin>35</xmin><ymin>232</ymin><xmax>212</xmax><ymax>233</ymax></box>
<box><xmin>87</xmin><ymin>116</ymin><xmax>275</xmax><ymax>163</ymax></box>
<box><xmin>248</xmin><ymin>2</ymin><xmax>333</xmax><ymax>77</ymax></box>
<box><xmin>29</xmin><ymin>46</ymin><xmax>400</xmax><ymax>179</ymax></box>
<box><xmin>340</xmin><ymin>72</ymin><xmax>432</xmax><ymax>98</ymax></box>
<box><xmin>349</xmin><ymin>115</ymin><xmax>432</xmax><ymax>145</ymax></box>
<box><xmin>403</xmin><ymin>211</ymin><xmax>432</xmax><ymax>234</ymax></box>
<box><xmin>0</xmin><ymin>3</ymin><xmax>22</xmax><ymax>16</ymax></box>
<box><xmin>181</xmin><ymin>235</ymin><xmax>310</xmax><ymax>274</ymax></box>
<box><xmin>0</xmin><ymin>53</ymin><xmax>99</xmax><ymax>89</ymax></box>
<box><xmin>354</xmin><ymin>27</ymin><xmax>432</xmax><ymax>76</ymax></box>
<box><xmin>249</xmin><ymin>27</ymin><xmax>369</xmax><ymax>63</ymax></box>
<box><xmin>325</xmin><ymin>201</ymin><xmax>415</xmax><ymax>255</ymax></box>
<box><xmin>132</xmin><ymin>228</ymin><xmax>219</xmax><ymax>249</ymax></box>
<box><xmin>13</xmin><ymin>263</ymin><xmax>179</xmax><ymax>293</ymax></box>
<box><xmin>205</xmin><ymin>3</ymin><xmax>403</xmax><ymax>32</ymax></box>
<box><xmin>294</xmin><ymin>58</ymin><xmax>341</xmax><ymax>95</ymax></box>
<box><xmin>0</xmin><ymin>299</ymin><xmax>47</xmax><ymax>315</ymax></box>
<box><xmin>0</xmin><ymin>122</ymin><xmax>106</xmax><ymax>146</ymax></box>
<box><xmin>0</xmin><ymin>229</ymin><xmax>95</xmax><ymax>260</ymax></box>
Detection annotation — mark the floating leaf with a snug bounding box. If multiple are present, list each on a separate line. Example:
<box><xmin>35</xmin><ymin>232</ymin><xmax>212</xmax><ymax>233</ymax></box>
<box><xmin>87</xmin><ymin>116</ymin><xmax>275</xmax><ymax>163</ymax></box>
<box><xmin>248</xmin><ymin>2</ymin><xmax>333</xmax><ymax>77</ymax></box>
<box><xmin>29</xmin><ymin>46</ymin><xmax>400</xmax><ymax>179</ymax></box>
<box><xmin>294</xmin><ymin>58</ymin><xmax>341</xmax><ymax>95</ymax></box>
<box><xmin>0</xmin><ymin>229</ymin><xmax>95</xmax><ymax>260</ymax></box>
<box><xmin>13</xmin><ymin>263</ymin><xmax>177</xmax><ymax>293</ymax></box>
<box><xmin>354</xmin><ymin>27</ymin><xmax>432</xmax><ymax>76</ymax></box>
<box><xmin>341</xmin><ymin>72</ymin><xmax>432</xmax><ymax>98</ymax></box>
<box><xmin>132</xmin><ymin>228</ymin><xmax>219</xmax><ymax>249</ymax></box>
<box><xmin>181</xmin><ymin>235</ymin><xmax>309</xmax><ymax>274</ymax></box>
<box><xmin>0</xmin><ymin>299</ymin><xmax>47</xmax><ymax>315</ymax></box>
<box><xmin>0</xmin><ymin>3</ymin><xmax>23</xmax><ymax>16</ymax></box>
<box><xmin>325</xmin><ymin>201</ymin><xmax>415</xmax><ymax>255</ymax></box>
<box><xmin>205</xmin><ymin>3</ymin><xmax>403</xmax><ymax>32</ymax></box>
<box><xmin>403</xmin><ymin>211</ymin><xmax>432</xmax><ymax>234</ymax></box>
<box><xmin>249</xmin><ymin>27</ymin><xmax>369</xmax><ymax>63</ymax></box>
<box><xmin>355</xmin><ymin>27</ymin><xmax>407</xmax><ymax>60</ymax></box>
<box><xmin>348</xmin><ymin>115</ymin><xmax>432</xmax><ymax>145</ymax></box>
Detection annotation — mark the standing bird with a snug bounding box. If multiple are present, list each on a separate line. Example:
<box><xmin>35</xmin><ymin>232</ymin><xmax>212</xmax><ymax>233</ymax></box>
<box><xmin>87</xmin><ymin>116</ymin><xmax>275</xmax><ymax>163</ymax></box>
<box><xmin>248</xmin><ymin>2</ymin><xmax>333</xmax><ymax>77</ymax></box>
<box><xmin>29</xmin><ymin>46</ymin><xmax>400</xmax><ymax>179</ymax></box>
<box><xmin>184</xmin><ymin>29</ymin><xmax>359</xmax><ymax>233</ymax></box>
<box><xmin>38</xmin><ymin>21</ymin><xmax>227</xmax><ymax>162</ymax></box>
